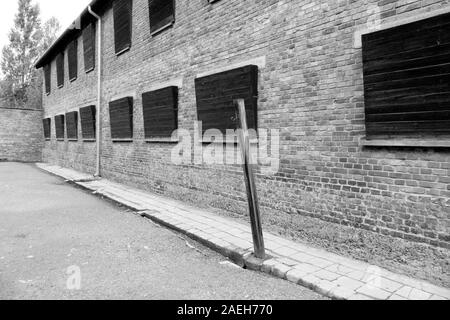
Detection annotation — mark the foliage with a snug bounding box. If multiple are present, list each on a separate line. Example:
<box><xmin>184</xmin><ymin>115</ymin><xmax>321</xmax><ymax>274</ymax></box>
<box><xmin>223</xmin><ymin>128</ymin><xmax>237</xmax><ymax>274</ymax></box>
<box><xmin>0</xmin><ymin>0</ymin><xmax>61</xmax><ymax>109</ymax></box>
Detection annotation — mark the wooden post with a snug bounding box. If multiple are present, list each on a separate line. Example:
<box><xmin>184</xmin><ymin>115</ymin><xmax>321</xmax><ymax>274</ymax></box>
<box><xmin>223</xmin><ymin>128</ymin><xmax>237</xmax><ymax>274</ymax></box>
<box><xmin>234</xmin><ymin>99</ymin><xmax>266</xmax><ymax>259</ymax></box>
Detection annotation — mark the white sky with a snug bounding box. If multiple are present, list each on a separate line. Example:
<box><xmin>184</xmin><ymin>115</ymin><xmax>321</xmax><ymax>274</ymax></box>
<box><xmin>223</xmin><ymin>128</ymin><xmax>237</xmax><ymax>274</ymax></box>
<box><xmin>0</xmin><ymin>0</ymin><xmax>91</xmax><ymax>52</ymax></box>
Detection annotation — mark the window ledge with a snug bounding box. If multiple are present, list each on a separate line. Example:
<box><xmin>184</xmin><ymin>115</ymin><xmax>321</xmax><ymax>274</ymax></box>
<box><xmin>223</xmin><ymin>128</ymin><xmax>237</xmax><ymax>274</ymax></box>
<box><xmin>83</xmin><ymin>139</ymin><xmax>96</xmax><ymax>142</ymax></box>
<box><xmin>150</xmin><ymin>21</ymin><xmax>174</xmax><ymax>36</ymax></box>
<box><xmin>68</xmin><ymin>139</ymin><xmax>78</xmax><ymax>142</ymax></box>
<box><xmin>112</xmin><ymin>138</ymin><xmax>133</xmax><ymax>143</ymax></box>
<box><xmin>362</xmin><ymin>139</ymin><xmax>450</xmax><ymax>148</ymax></box>
<box><xmin>115</xmin><ymin>46</ymin><xmax>131</xmax><ymax>56</ymax></box>
<box><xmin>85</xmin><ymin>67</ymin><xmax>95</xmax><ymax>74</ymax></box>
<box><xmin>45</xmin><ymin>138</ymin><xmax>51</xmax><ymax>141</ymax></box>
<box><xmin>57</xmin><ymin>139</ymin><xmax>65</xmax><ymax>142</ymax></box>
<box><xmin>69</xmin><ymin>77</ymin><xmax>77</xmax><ymax>83</ymax></box>
<box><xmin>57</xmin><ymin>84</ymin><xmax>64</xmax><ymax>89</ymax></box>
<box><xmin>145</xmin><ymin>137</ymin><xmax>178</xmax><ymax>143</ymax></box>
<box><xmin>201</xmin><ymin>138</ymin><xmax>259</xmax><ymax>145</ymax></box>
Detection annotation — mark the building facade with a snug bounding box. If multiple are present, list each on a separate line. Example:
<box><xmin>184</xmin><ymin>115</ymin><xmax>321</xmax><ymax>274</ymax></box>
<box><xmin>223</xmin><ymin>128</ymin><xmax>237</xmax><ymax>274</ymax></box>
<box><xmin>36</xmin><ymin>0</ymin><xmax>450</xmax><ymax>249</ymax></box>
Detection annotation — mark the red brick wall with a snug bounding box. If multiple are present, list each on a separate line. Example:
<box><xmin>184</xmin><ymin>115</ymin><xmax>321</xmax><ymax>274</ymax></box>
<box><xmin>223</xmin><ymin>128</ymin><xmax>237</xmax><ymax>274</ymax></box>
<box><xmin>41</xmin><ymin>0</ymin><xmax>450</xmax><ymax>248</ymax></box>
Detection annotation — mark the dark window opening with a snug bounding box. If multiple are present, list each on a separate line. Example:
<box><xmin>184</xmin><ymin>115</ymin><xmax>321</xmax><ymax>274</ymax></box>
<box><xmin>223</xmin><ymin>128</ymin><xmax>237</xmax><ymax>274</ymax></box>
<box><xmin>149</xmin><ymin>0</ymin><xmax>175</xmax><ymax>35</ymax></box>
<box><xmin>362</xmin><ymin>12</ymin><xmax>450</xmax><ymax>139</ymax></box>
<box><xmin>195</xmin><ymin>65</ymin><xmax>258</xmax><ymax>135</ymax></box>
<box><xmin>55</xmin><ymin>115</ymin><xmax>65</xmax><ymax>140</ymax></box>
<box><xmin>56</xmin><ymin>52</ymin><xmax>65</xmax><ymax>88</ymax></box>
<box><xmin>113</xmin><ymin>0</ymin><xmax>132</xmax><ymax>54</ymax></box>
<box><xmin>43</xmin><ymin>118</ymin><xmax>51</xmax><ymax>140</ymax></box>
<box><xmin>83</xmin><ymin>23</ymin><xmax>96</xmax><ymax>72</ymax></box>
<box><xmin>44</xmin><ymin>64</ymin><xmax>51</xmax><ymax>94</ymax></box>
<box><xmin>80</xmin><ymin>105</ymin><xmax>96</xmax><ymax>140</ymax></box>
<box><xmin>109</xmin><ymin>97</ymin><xmax>133</xmax><ymax>140</ymax></box>
<box><xmin>142</xmin><ymin>86</ymin><xmax>178</xmax><ymax>138</ymax></box>
<box><xmin>68</xmin><ymin>40</ymin><xmax>78</xmax><ymax>81</ymax></box>
<box><xmin>66</xmin><ymin>111</ymin><xmax>78</xmax><ymax>140</ymax></box>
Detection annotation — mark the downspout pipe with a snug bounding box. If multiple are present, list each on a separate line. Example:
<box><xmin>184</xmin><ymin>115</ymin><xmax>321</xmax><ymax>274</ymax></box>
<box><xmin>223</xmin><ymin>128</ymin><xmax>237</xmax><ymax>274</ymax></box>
<box><xmin>88</xmin><ymin>6</ymin><xmax>102</xmax><ymax>177</ymax></box>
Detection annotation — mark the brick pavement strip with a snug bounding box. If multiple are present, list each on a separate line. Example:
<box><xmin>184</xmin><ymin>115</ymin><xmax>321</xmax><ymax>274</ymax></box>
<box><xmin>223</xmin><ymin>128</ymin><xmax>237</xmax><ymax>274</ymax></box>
<box><xmin>35</xmin><ymin>163</ymin><xmax>450</xmax><ymax>301</ymax></box>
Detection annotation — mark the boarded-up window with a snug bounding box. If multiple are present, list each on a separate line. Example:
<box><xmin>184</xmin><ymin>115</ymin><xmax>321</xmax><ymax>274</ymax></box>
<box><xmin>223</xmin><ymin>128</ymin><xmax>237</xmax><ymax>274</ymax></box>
<box><xmin>68</xmin><ymin>40</ymin><xmax>78</xmax><ymax>81</ymax></box>
<box><xmin>80</xmin><ymin>105</ymin><xmax>96</xmax><ymax>140</ymax></box>
<box><xmin>149</xmin><ymin>0</ymin><xmax>175</xmax><ymax>35</ymax></box>
<box><xmin>142</xmin><ymin>86</ymin><xmax>178</xmax><ymax>138</ymax></box>
<box><xmin>66</xmin><ymin>111</ymin><xmax>78</xmax><ymax>140</ymax></box>
<box><xmin>113</xmin><ymin>0</ymin><xmax>132</xmax><ymax>54</ymax></box>
<box><xmin>195</xmin><ymin>65</ymin><xmax>258</xmax><ymax>134</ymax></box>
<box><xmin>56</xmin><ymin>52</ymin><xmax>64</xmax><ymax>87</ymax></box>
<box><xmin>44</xmin><ymin>64</ymin><xmax>51</xmax><ymax>94</ymax></box>
<box><xmin>55</xmin><ymin>115</ymin><xmax>65</xmax><ymax>140</ymax></box>
<box><xmin>363</xmin><ymin>12</ymin><xmax>450</xmax><ymax>139</ymax></box>
<box><xmin>83</xmin><ymin>23</ymin><xmax>96</xmax><ymax>72</ymax></box>
<box><xmin>43</xmin><ymin>118</ymin><xmax>51</xmax><ymax>139</ymax></box>
<box><xmin>109</xmin><ymin>97</ymin><xmax>133</xmax><ymax>140</ymax></box>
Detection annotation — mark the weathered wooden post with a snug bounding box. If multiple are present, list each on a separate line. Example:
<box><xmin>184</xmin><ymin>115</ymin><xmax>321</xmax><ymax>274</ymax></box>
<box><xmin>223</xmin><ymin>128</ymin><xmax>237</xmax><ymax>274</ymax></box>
<box><xmin>234</xmin><ymin>99</ymin><xmax>266</xmax><ymax>259</ymax></box>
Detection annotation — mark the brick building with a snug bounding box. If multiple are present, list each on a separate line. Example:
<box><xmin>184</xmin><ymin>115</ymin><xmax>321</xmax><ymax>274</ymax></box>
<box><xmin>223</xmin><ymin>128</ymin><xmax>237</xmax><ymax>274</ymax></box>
<box><xmin>35</xmin><ymin>0</ymin><xmax>450</xmax><ymax>249</ymax></box>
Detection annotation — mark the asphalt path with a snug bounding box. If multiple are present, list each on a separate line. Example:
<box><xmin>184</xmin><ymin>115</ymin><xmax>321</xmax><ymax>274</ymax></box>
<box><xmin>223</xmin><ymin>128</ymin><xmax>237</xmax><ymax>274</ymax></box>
<box><xmin>0</xmin><ymin>162</ymin><xmax>325</xmax><ymax>300</ymax></box>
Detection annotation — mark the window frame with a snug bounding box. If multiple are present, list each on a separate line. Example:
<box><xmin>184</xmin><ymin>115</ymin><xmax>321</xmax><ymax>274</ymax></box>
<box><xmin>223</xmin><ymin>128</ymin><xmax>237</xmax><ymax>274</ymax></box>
<box><xmin>194</xmin><ymin>65</ymin><xmax>259</xmax><ymax>136</ymax></box>
<box><xmin>44</xmin><ymin>64</ymin><xmax>51</xmax><ymax>95</ymax></box>
<box><xmin>55</xmin><ymin>115</ymin><xmax>65</xmax><ymax>141</ymax></box>
<box><xmin>83</xmin><ymin>23</ymin><xmax>96</xmax><ymax>73</ymax></box>
<box><xmin>113</xmin><ymin>0</ymin><xmax>133</xmax><ymax>56</ymax></box>
<box><xmin>66</xmin><ymin>111</ymin><xmax>79</xmax><ymax>141</ymax></box>
<box><xmin>68</xmin><ymin>39</ymin><xmax>78</xmax><ymax>82</ymax></box>
<box><xmin>149</xmin><ymin>0</ymin><xmax>175</xmax><ymax>36</ymax></box>
<box><xmin>80</xmin><ymin>105</ymin><xmax>97</xmax><ymax>141</ymax></box>
<box><xmin>56</xmin><ymin>52</ymin><xmax>65</xmax><ymax>88</ymax></box>
<box><xmin>142</xmin><ymin>86</ymin><xmax>178</xmax><ymax>139</ymax></box>
<box><xmin>109</xmin><ymin>97</ymin><xmax>134</xmax><ymax>141</ymax></box>
<box><xmin>43</xmin><ymin>118</ymin><xmax>51</xmax><ymax>140</ymax></box>
<box><xmin>361</xmin><ymin>11</ymin><xmax>450</xmax><ymax>141</ymax></box>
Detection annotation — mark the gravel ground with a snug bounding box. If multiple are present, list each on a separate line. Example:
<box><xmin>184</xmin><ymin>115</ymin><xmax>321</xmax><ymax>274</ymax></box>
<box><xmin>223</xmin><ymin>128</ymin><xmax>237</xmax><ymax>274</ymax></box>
<box><xmin>0</xmin><ymin>162</ymin><xmax>326</xmax><ymax>300</ymax></box>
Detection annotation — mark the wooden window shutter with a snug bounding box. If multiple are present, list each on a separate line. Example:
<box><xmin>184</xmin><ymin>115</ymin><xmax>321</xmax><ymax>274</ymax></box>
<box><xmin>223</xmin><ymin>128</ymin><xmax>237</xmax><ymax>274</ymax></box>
<box><xmin>66</xmin><ymin>111</ymin><xmax>78</xmax><ymax>140</ymax></box>
<box><xmin>142</xmin><ymin>86</ymin><xmax>178</xmax><ymax>138</ymax></box>
<box><xmin>44</xmin><ymin>64</ymin><xmax>51</xmax><ymax>94</ymax></box>
<box><xmin>68</xmin><ymin>40</ymin><xmax>78</xmax><ymax>81</ymax></box>
<box><xmin>55</xmin><ymin>115</ymin><xmax>65</xmax><ymax>140</ymax></box>
<box><xmin>113</xmin><ymin>0</ymin><xmax>132</xmax><ymax>54</ymax></box>
<box><xmin>195</xmin><ymin>65</ymin><xmax>258</xmax><ymax>135</ymax></box>
<box><xmin>43</xmin><ymin>118</ymin><xmax>51</xmax><ymax>139</ymax></box>
<box><xmin>56</xmin><ymin>52</ymin><xmax>65</xmax><ymax>87</ymax></box>
<box><xmin>363</xmin><ymin>12</ymin><xmax>450</xmax><ymax>139</ymax></box>
<box><xmin>149</xmin><ymin>0</ymin><xmax>175</xmax><ymax>35</ymax></box>
<box><xmin>83</xmin><ymin>23</ymin><xmax>96</xmax><ymax>72</ymax></box>
<box><xmin>80</xmin><ymin>105</ymin><xmax>96</xmax><ymax>140</ymax></box>
<box><xmin>109</xmin><ymin>97</ymin><xmax>133</xmax><ymax>140</ymax></box>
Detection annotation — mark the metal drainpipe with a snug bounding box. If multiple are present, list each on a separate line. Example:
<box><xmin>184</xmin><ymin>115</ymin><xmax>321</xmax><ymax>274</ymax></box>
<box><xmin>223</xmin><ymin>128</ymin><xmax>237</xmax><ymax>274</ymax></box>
<box><xmin>88</xmin><ymin>6</ymin><xmax>102</xmax><ymax>177</ymax></box>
